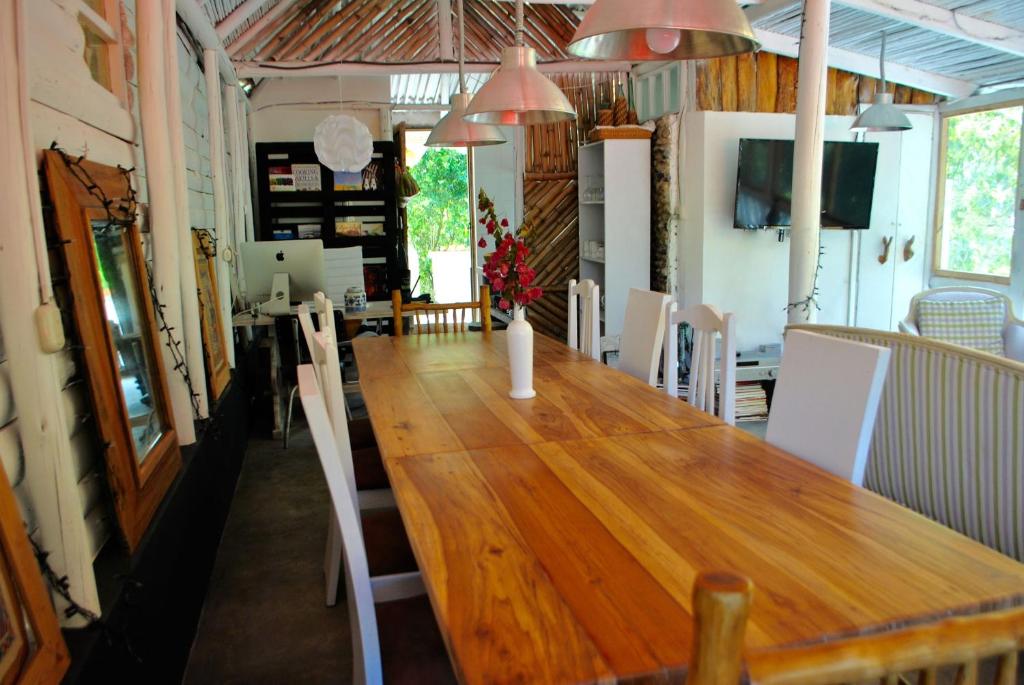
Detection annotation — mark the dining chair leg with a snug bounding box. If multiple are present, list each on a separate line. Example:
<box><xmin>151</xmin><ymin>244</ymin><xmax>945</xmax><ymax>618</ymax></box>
<box><xmin>283</xmin><ymin>384</ymin><xmax>299</xmax><ymax>449</ymax></box>
<box><xmin>324</xmin><ymin>508</ymin><xmax>342</xmax><ymax>606</ymax></box>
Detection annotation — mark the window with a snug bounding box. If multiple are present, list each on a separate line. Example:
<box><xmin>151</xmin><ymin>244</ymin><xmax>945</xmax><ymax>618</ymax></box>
<box><xmin>77</xmin><ymin>0</ymin><xmax>126</xmax><ymax>101</ymax></box>
<box><xmin>635</xmin><ymin>63</ymin><xmax>681</xmax><ymax>122</ymax></box>
<box><xmin>934</xmin><ymin>103</ymin><xmax>1023</xmax><ymax>282</ymax></box>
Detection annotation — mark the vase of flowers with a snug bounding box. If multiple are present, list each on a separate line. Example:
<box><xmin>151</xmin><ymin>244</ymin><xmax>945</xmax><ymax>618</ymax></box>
<box><xmin>477</xmin><ymin>189</ymin><xmax>542</xmax><ymax>399</ymax></box>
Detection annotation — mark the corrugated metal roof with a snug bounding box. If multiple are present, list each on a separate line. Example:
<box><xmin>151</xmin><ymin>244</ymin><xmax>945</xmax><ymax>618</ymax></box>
<box><xmin>389</xmin><ymin>72</ymin><xmax>492</xmax><ymax>105</ymax></box>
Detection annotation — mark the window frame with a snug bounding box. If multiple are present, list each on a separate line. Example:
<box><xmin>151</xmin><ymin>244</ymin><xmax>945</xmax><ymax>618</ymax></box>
<box><xmin>76</xmin><ymin>0</ymin><xmax>128</xmax><ymax>105</ymax></box>
<box><xmin>931</xmin><ymin>98</ymin><xmax>1024</xmax><ymax>285</ymax></box>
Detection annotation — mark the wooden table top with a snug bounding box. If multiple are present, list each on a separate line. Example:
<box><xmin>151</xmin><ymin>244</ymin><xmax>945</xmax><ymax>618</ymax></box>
<box><xmin>354</xmin><ymin>331</ymin><xmax>1024</xmax><ymax>684</ymax></box>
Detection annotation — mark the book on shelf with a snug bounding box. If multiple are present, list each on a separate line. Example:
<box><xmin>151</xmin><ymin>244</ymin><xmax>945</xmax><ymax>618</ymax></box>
<box><xmin>333</xmin><ymin>170</ymin><xmax>362</xmax><ymax>191</ymax></box>
<box><xmin>268</xmin><ymin>165</ymin><xmax>295</xmax><ymax>192</ymax></box>
<box><xmin>292</xmin><ymin>164</ymin><xmax>321</xmax><ymax>191</ymax></box>
<box><xmin>675</xmin><ymin>380</ymin><xmax>768</xmax><ymax>422</ymax></box>
<box><xmin>336</xmin><ymin>220</ymin><xmax>362</xmax><ymax>237</ymax></box>
<box><xmin>297</xmin><ymin>223</ymin><xmax>321</xmax><ymax>239</ymax></box>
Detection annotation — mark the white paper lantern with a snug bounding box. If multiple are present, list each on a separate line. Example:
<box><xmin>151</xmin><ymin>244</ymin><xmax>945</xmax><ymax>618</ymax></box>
<box><xmin>313</xmin><ymin>114</ymin><xmax>374</xmax><ymax>172</ymax></box>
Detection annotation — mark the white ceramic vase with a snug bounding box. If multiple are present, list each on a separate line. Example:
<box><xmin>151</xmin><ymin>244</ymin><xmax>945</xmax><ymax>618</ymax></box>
<box><xmin>507</xmin><ymin>305</ymin><xmax>536</xmax><ymax>399</ymax></box>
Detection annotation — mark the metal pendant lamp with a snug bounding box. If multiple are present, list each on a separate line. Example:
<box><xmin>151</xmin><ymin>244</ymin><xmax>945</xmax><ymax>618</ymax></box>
<box><xmin>462</xmin><ymin>0</ymin><xmax>576</xmax><ymax>125</ymax></box>
<box><xmin>426</xmin><ymin>0</ymin><xmax>505</xmax><ymax>146</ymax></box>
<box><xmin>567</xmin><ymin>0</ymin><xmax>759</xmax><ymax>61</ymax></box>
<box><xmin>851</xmin><ymin>32</ymin><xmax>912</xmax><ymax>132</ymax></box>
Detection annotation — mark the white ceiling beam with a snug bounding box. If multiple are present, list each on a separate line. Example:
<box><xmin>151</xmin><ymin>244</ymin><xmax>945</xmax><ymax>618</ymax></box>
<box><xmin>176</xmin><ymin>0</ymin><xmax>237</xmax><ymax>83</ymax></box>
<box><xmin>744</xmin><ymin>0</ymin><xmax>800</xmax><ymax>24</ymax></box>
<box><xmin>227</xmin><ymin>0</ymin><xmax>298</xmax><ymax>54</ymax></box>
<box><xmin>234</xmin><ymin>59</ymin><xmax>633</xmax><ymax>78</ymax></box>
<box><xmin>216</xmin><ymin>0</ymin><xmax>273</xmax><ymax>40</ymax></box>
<box><xmin>437</xmin><ymin>0</ymin><xmax>454</xmax><ymax>61</ymax></box>
<box><xmin>755</xmin><ymin>27</ymin><xmax>976</xmax><ymax>97</ymax></box>
<box><xmin>833</xmin><ymin>0</ymin><xmax>1024</xmax><ymax>59</ymax></box>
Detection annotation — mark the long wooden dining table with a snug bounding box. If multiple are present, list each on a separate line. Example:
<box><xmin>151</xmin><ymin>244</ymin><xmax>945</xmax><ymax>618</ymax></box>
<box><xmin>353</xmin><ymin>330</ymin><xmax>1024</xmax><ymax>684</ymax></box>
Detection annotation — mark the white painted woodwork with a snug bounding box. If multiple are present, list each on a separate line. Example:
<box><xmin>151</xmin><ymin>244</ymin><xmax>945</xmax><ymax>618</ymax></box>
<box><xmin>0</xmin><ymin>422</ymin><xmax>22</xmax><ymax>492</ymax></box>
<box><xmin>235</xmin><ymin>60</ymin><xmax>634</xmax><ymax>78</ymax></box>
<box><xmin>789</xmin><ymin>0</ymin><xmax>831</xmax><ymax>325</ymax></box>
<box><xmin>174</xmin><ymin>0</ymin><xmax>237</xmax><ymax>84</ymax></box>
<box><xmin>577</xmin><ymin>139</ymin><xmax>651</xmax><ymax>341</ymax></box>
<box><xmin>567</xmin><ymin>279</ymin><xmax>600</xmax><ymax>360</ymax></box>
<box><xmin>70</xmin><ymin>431</ymin><xmax>98</xmax><ymax>482</ymax></box>
<box><xmin>225</xmin><ymin>84</ymin><xmax>249</xmax><ymax>297</ymax></box>
<box><xmin>0</xmin><ymin>361</ymin><xmax>12</xmax><ymax>427</ymax></box>
<box><xmin>76</xmin><ymin>471</ymin><xmax>105</xmax><ymax>518</ymax></box>
<box><xmin>139</xmin><ymin>0</ymin><xmax>197</xmax><ymax>443</ymax></box>
<box><xmin>618</xmin><ymin>289</ymin><xmax>671</xmax><ymax>386</ymax></box>
<box><xmin>753</xmin><ymin>29</ymin><xmax>976</xmax><ymax>98</ymax></box>
<box><xmin>29</xmin><ymin>101</ymin><xmax>135</xmax><ymax>168</ymax></box>
<box><xmin>216</xmin><ymin>0</ymin><xmax>273</xmax><ymax>40</ymax></box>
<box><xmin>239</xmin><ymin>96</ymin><xmax>257</xmax><ymax>245</ymax></box>
<box><xmin>26</xmin><ymin>0</ymin><xmax>134</xmax><ymax>142</ymax></box>
<box><xmin>0</xmin><ymin>0</ymin><xmax>100</xmax><ymax>621</ymax></box>
<box><xmin>60</xmin><ymin>387</ymin><xmax>89</xmax><ymax>438</ymax></box>
<box><xmin>767</xmin><ymin>330</ymin><xmax>890</xmax><ymax>486</ymax></box>
<box><xmin>228</xmin><ymin>0</ymin><xmax>299</xmax><ymax>56</ymax></box>
<box><xmin>83</xmin><ymin>501</ymin><xmax>110</xmax><ymax>561</ymax></box>
<box><xmin>370</xmin><ymin>571</ymin><xmax>426</xmax><ymax>603</ymax></box>
<box><xmin>166</xmin><ymin>0</ymin><xmax>209</xmax><ymax>419</ymax></box>
<box><xmin>664</xmin><ymin>302</ymin><xmax>737</xmax><ymax>425</ymax></box>
<box><xmin>206</xmin><ymin>50</ymin><xmax>237</xmax><ymax>369</ymax></box>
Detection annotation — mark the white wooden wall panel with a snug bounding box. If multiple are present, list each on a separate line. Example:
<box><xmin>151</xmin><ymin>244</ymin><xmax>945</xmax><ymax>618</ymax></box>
<box><xmin>0</xmin><ymin>361</ymin><xmax>13</xmax><ymax>426</ymax></box>
<box><xmin>0</xmin><ymin>422</ymin><xmax>23</xmax><ymax>493</ymax></box>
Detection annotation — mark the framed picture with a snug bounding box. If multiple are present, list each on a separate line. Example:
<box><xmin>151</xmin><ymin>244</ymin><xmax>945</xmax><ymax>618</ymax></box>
<box><xmin>0</xmin><ymin>464</ymin><xmax>69</xmax><ymax>684</ymax></box>
<box><xmin>44</xmin><ymin>150</ymin><xmax>182</xmax><ymax>552</ymax></box>
<box><xmin>191</xmin><ymin>231</ymin><xmax>231</xmax><ymax>402</ymax></box>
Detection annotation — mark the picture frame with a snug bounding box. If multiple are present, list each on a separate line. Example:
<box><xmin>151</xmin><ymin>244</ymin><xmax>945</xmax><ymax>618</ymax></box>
<box><xmin>44</xmin><ymin>150</ymin><xmax>182</xmax><ymax>552</ymax></box>
<box><xmin>191</xmin><ymin>230</ymin><xmax>231</xmax><ymax>402</ymax></box>
<box><xmin>0</xmin><ymin>464</ymin><xmax>69</xmax><ymax>684</ymax></box>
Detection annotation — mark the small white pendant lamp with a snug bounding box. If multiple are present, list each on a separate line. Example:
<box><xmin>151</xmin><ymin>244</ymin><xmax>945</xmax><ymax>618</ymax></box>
<box><xmin>851</xmin><ymin>32</ymin><xmax>912</xmax><ymax>133</ymax></box>
<box><xmin>567</xmin><ymin>0</ymin><xmax>758</xmax><ymax>61</ymax></box>
<box><xmin>314</xmin><ymin>76</ymin><xmax>375</xmax><ymax>171</ymax></box>
<box><xmin>462</xmin><ymin>0</ymin><xmax>576</xmax><ymax>125</ymax></box>
<box><xmin>426</xmin><ymin>0</ymin><xmax>505</xmax><ymax>147</ymax></box>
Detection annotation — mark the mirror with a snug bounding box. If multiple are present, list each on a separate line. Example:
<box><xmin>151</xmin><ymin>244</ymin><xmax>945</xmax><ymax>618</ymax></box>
<box><xmin>91</xmin><ymin>220</ymin><xmax>166</xmax><ymax>463</ymax></box>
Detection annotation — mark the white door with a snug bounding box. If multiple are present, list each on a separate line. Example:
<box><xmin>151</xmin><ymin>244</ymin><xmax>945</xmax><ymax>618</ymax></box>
<box><xmin>855</xmin><ymin>131</ymin><xmax>901</xmax><ymax>330</ymax></box>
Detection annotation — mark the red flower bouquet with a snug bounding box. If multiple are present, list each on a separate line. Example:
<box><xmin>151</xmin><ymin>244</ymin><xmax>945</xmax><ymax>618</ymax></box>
<box><xmin>477</xmin><ymin>188</ymin><xmax>542</xmax><ymax>311</ymax></box>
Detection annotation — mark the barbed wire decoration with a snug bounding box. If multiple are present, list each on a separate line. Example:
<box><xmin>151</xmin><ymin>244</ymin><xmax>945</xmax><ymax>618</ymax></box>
<box><xmin>50</xmin><ymin>143</ymin><xmax>202</xmax><ymax>420</ymax></box>
<box><xmin>784</xmin><ymin>244</ymin><xmax>825</xmax><ymax>320</ymax></box>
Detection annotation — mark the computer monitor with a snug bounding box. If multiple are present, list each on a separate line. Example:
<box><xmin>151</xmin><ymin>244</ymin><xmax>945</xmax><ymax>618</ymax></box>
<box><xmin>242</xmin><ymin>240</ymin><xmax>325</xmax><ymax>315</ymax></box>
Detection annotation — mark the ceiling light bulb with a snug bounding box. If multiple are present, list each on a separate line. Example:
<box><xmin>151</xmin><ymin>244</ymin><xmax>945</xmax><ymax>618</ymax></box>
<box><xmin>645</xmin><ymin>27</ymin><xmax>682</xmax><ymax>54</ymax></box>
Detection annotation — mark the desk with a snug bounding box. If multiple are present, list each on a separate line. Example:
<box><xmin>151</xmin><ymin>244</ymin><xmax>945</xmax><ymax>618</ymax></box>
<box><xmin>232</xmin><ymin>300</ymin><xmax>392</xmax><ymax>436</ymax></box>
<box><xmin>354</xmin><ymin>331</ymin><xmax>1024</xmax><ymax>684</ymax></box>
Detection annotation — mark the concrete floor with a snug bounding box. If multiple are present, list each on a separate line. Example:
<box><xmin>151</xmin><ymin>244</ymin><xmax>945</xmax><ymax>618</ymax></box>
<box><xmin>183</xmin><ymin>423</ymin><xmax>354</xmax><ymax>685</ymax></box>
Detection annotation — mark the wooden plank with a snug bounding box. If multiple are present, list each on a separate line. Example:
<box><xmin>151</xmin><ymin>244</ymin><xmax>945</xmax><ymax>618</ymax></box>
<box><xmin>834</xmin><ymin>70</ymin><xmax>860</xmax><ymax>115</ymax></box>
<box><xmin>858</xmin><ymin>75</ymin><xmax>878</xmax><ymax>103</ymax></box>
<box><xmin>720</xmin><ymin>55</ymin><xmax>738</xmax><ymax>112</ymax></box>
<box><xmin>736</xmin><ymin>52</ymin><xmax>757</xmax><ymax>112</ymax></box>
<box><xmin>699</xmin><ymin>58</ymin><xmax>723</xmax><ymax>111</ymax></box>
<box><xmin>756</xmin><ymin>51</ymin><xmax>778</xmax><ymax>112</ymax></box>
<box><xmin>825</xmin><ymin>68</ymin><xmax>840</xmax><ymax>115</ymax></box>
<box><xmin>776</xmin><ymin>55</ymin><xmax>798</xmax><ymax>113</ymax></box>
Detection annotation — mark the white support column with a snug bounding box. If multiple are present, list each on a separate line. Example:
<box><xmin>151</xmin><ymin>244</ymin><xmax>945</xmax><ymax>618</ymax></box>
<box><xmin>788</xmin><ymin>0</ymin><xmax>831</xmax><ymax>324</ymax></box>
<box><xmin>205</xmin><ymin>49</ymin><xmax>236</xmax><ymax>368</ymax></box>
<box><xmin>165</xmin><ymin>0</ymin><xmax>209</xmax><ymax>417</ymax></box>
<box><xmin>224</xmin><ymin>84</ymin><xmax>249</xmax><ymax>294</ymax></box>
<box><xmin>138</xmin><ymin>0</ymin><xmax>196</xmax><ymax>443</ymax></box>
<box><xmin>0</xmin><ymin>0</ymin><xmax>99</xmax><ymax>623</ymax></box>
<box><xmin>240</xmin><ymin>97</ymin><xmax>256</xmax><ymax>245</ymax></box>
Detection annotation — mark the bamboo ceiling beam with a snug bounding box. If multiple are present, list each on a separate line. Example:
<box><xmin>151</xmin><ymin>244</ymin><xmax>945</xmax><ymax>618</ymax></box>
<box><xmin>216</xmin><ymin>0</ymin><xmax>274</xmax><ymax>40</ymax></box>
<box><xmin>234</xmin><ymin>59</ymin><xmax>632</xmax><ymax>77</ymax></box>
<box><xmin>176</xmin><ymin>0</ymin><xmax>237</xmax><ymax>83</ymax></box>
<box><xmin>255</xmin><ymin>0</ymin><xmax>333</xmax><ymax>60</ymax></box>
<box><xmin>359</xmin><ymin>0</ymin><xmax>435</xmax><ymax>61</ymax></box>
<box><xmin>437</xmin><ymin>0</ymin><xmax>454</xmax><ymax>61</ymax></box>
<box><xmin>318</xmin><ymin>0</ymin><xmax>395</xmax><ymax>60</ymax></box>
<box><xmin>304</xmin><ymin>0</ymin><xmax>382</xmax><ymax>61</ymax></box>
<box><xmin>279</xmin><ymin>0</ymin><xmax>367</xmax><ymax>60</ymax></box>
<box><xmin>229</xmin><ymin>0</ymin><xmax>304</xmax><ymax>58</ymax></box>
<box><xmin>341</xmin><ymin>0</ymin><xmax>419</xmax><ymax>61</ymax></box>
<box><xmin>272</xmin><ymin>0</ymin><xmax>335</xmax><ymax>57</ymax></box>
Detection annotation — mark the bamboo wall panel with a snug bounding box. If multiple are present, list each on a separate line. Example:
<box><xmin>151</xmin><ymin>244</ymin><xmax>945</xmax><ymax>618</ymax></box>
<box><xmin>696</xmin><ymin>51</ymin><xmax>942</xmax><ymax>114</ymax></box>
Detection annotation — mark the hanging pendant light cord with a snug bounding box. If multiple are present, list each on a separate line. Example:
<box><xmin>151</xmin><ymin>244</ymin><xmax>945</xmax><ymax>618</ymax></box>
<box><xmin>515</xmin><ymin>0</ymin><xmax>525</xmax><ymax>47</ymax></box>
<box><xmin>879</xmin><ymin>31</ymin><xmax>887</xmax><ymax>91</ymax></box>
<box><xmin>458</xmin><ymin>0</ymin><xmax>466</xmax><ymax>93</ymax></box>
<box><xmin>337</xmin><ymin>75</ymin><xmax>344</xmax><ymax>111</ymax></box>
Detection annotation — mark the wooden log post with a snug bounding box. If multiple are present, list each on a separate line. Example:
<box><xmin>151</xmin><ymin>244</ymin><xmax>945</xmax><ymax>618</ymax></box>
<box><xmin>788</xmin><ymin>0</ymin><xmax>831</xmax><ymax>324</ymax></box>
<box><xmin>688</xmin><ymin>572</ymin><xmax>753</xmax><ymax>685</ymax></box>
<box><xmin>238</xmin><ymin>96</ymin><xmax>256</xmax><ymax>245</ymax></box>
<box><xmin>205</xmin><ymin>49</ymin><xmax>236</xmax><ymax>368</ymax></box>
<box><xmin>164</xmin><ymin>0</ymin><xmax>209</xmax><ymax>418</ymax></box>
<box><xmin>138</xmin><ymin>0</ymin><xmax>196</xmax><ymax>443</ymax></box>
<box><xmin>224</xmin><ymin>83</ymin><xmax>249</xmax><ymax>293</ymax></box>
<box><xmin>0</xmin><ymin>0</ymin><xmax>100</xmax><ymax>623</ymax></box>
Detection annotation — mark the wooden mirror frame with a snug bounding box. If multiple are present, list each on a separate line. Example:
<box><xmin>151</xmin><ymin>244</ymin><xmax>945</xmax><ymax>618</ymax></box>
<box><xmin>0</xmin><ymin>464</ymin><xmax>69</xmax><ymax>683</ymax></box>
<box><xmin>191</xmin><ymin>230</ymin><xmax>230</xmax><ymax>401</ymax></box>
<box><xmin>43</xmin><ymin>150</ymin><xmax>181</xmax><ymax>551</ymax></box>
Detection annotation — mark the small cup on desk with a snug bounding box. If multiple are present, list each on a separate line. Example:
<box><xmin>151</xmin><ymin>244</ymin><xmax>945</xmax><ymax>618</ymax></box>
<box><xmin>345</xmin><ymin>286</ymin><xmax>368</xmax><ymax>313</ymax></box>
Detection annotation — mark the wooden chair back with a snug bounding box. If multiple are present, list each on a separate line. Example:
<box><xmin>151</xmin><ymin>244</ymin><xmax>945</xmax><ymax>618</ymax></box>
<box><xmin>766</xmin><ymin>330</ymin><xmax>890</xmax><ymax>487</ymax></box>
<box><xmin>688</xmin><ymin>571</ymin><xmax>1024</xmax><ymax>685</ymax></box>
<box><xmin>618</xmin><ymin>288</ymin><xmax>671</xmax><ymax>386</ymax></box>
<box><xmin>664</xmin><ymin>303</ymin><xmax>736</xmax><ymax>425</ymax></box>
<box><xmin>392</xmin><ymin>285</ymin><xmax>492</xmax><ymax>336</ymax></box>
<box><xmin>568</xmin><ymin>279</ymin><xmax>600</xmax><ymax>360</ymax></box>
<box><xmin>298</xmin><ymin>365</ymin><xmax>382</xmax><ymax>685</ymax></box>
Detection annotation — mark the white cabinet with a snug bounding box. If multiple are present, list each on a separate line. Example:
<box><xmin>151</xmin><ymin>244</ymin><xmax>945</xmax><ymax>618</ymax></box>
<box><xmin>578</xmin><ymin>139</ymin><xmax>651</xmax><ymax>339</ymax></box>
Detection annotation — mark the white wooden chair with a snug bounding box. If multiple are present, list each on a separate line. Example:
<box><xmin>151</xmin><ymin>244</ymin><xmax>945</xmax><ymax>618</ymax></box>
<box><xmin>299</xmin><ymin>365</ymin><xmax>453</xmax><ymax>685</ymax></box>
<box><xmin>664</xmin><ymin>302</ymin><xmax>737</xmax><ymax>425</ymax></box>
<box><xmin>766</xmin><ymin>329</ymin><xmax>891</xmax><ymax>486</ymax></box>
<box><xmin>567</xmin><ymin>279</ymin><xmax>600</xmax><ymax>360</ymax></box>
<box><xmin>617</xmin><ymin>288</ymin><xmax>671</xmax><ymax>386</ymax></box>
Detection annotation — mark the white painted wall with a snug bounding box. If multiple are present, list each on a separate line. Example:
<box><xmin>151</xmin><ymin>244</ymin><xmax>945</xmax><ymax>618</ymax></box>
<box><xmin>472</xmin><ymin>127</ymin><xmax>524</xmax><ymax>287</ymax></box>
<box><xmin>249</xmin><ymin>76</ymin><xmax>390</xmax><ymax>141</ymax></box>
<box><xmin>679</xmin><ymin>111</ymin><xmax>931</xmax><ymax>351</ymax></box>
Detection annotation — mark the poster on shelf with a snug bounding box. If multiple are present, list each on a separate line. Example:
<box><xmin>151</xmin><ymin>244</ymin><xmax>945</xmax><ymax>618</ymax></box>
<box><xmin>333</xmin><ymin>170</ymin><xmax>363</xmax><ymax>191</ymax></box>
<box><xmin>268</xmin><ymin>165</ymin><xmax>295</xmax><ymax>192</ymax></box>
<box><xmin>292</xmin><ymin>164</ymin><xmax>321</xmax><ymax>191</ymax></box>
<box><xmin>335</xmin><ymin>220</ymin><xmax>362</xmax><ymax>237</ymax></box>
<box><xmin>298</xmin><ymin>223</ymin><xmax>321</xmax><ymax>239</ymax></box>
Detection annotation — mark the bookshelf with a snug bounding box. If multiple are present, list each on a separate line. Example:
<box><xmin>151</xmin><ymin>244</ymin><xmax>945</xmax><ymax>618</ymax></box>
<box><xmin>254</xmin><ymin>141</ymin><xmax>403</xmax><ymax>300</ymax></box>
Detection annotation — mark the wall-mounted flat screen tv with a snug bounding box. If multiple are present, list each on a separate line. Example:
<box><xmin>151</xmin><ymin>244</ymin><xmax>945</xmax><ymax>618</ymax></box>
<box><xmin>733</xmin><ymin>139</ymin><xmax>880</xmax><ymax>229</ymax></box>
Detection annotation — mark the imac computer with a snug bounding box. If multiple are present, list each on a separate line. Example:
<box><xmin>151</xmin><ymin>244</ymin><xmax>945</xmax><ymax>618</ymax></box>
<box><xmin>242</xmin><ymin>240</ymin><xmax>325</xmax><ymax>315</ymax></box>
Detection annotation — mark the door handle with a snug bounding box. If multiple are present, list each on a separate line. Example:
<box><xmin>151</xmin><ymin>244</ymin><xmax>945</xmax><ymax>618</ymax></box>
<box><xmin>878</xmin><ymin>236</ymin><xmax>893</xmax><ymax>265</ymax></box>
<box><xmin>903</xmin><ymin>235</ymin><xmax>915</xmax><ymax>262</ymax></box>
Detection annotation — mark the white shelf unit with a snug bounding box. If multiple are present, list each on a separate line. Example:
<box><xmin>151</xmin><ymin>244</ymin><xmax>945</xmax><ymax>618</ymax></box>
<box><xmin>578</xmin><ymin>139</ymin><xmax>651</xmax><ymax>340</ymax></box>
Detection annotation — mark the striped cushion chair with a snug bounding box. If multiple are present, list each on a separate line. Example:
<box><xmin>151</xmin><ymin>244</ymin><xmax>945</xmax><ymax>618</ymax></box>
<box><xmin>788</xmin><ymin>324</ymin><xmax>1024</xmax><ymax>563</ymax></box>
